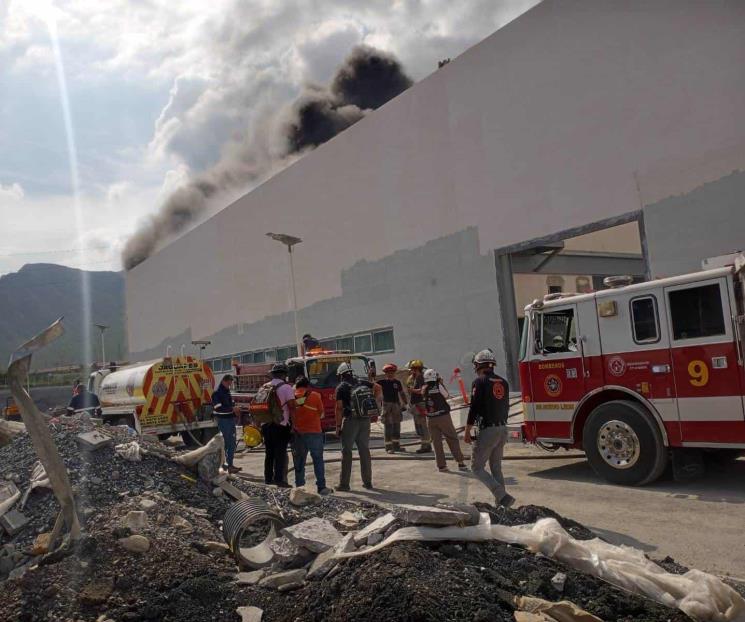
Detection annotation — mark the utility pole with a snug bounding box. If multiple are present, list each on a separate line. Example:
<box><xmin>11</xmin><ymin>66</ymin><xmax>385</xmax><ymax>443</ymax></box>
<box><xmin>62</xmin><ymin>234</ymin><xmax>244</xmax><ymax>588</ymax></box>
<box><xmin>266</xmin><ymin>232</ymin><xmax>303</xmax><ymax>357</ymax></box>
<box><xmin>94</xmin><ymin>324</ymin><xmax>109</xmax><ymax>365</ymax></box>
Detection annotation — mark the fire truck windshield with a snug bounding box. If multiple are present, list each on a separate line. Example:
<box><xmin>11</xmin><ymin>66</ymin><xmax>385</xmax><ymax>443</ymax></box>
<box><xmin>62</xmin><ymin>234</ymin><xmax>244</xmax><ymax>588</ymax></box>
<box><xmin>305</xmin><ymin>356</ymin><xmax>368</xmax><ymax>388</ymax></box>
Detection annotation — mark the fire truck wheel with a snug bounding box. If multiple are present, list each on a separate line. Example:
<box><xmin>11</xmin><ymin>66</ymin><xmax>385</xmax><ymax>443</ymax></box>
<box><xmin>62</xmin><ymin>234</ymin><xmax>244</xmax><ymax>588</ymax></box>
<box><xmin>583</xmin><ymin>400</ymin><xmax>667</xmax><ymax>486</ymax></box>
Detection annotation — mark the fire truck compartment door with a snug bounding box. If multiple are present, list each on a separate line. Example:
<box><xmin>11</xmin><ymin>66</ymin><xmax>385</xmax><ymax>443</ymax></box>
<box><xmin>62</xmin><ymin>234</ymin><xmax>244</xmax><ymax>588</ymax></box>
<box><xmin>664</xmin><ymin>276</ymin><xmax>745</xmax><ymax>444</ymax></box>
<box><xmin>528</xmin><ymin>304</ymin><xmax>587</xmax><ymax>440</ymax></box>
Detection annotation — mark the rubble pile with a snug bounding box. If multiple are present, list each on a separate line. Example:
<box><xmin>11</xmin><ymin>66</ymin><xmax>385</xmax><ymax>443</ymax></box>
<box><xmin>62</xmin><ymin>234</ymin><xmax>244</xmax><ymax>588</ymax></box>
<box><xmin>0</xmin><ymin>417</ymin><xmax>734</xmax><ymax>621</ymax></box>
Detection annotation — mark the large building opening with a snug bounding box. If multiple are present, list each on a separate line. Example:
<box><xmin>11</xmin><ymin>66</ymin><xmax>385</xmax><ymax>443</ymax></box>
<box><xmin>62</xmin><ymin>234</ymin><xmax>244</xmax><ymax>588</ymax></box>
<box><xmin>495</xmin><ymin>215</ymin><xmax>647</xmax><ymax>386</ymax></box>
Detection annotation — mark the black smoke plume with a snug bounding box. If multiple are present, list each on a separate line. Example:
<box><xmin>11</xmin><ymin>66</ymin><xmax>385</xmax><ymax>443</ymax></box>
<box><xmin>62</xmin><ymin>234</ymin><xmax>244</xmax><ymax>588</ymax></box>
<box><xmin>123</xmin><ymin>45</ymin><xmax>412</xmax><ymax>271</ymax></box>
<box><xmin>285</xmin><ymin>46</ymin><xmax>412</xmax><ymax>152</ymax></box>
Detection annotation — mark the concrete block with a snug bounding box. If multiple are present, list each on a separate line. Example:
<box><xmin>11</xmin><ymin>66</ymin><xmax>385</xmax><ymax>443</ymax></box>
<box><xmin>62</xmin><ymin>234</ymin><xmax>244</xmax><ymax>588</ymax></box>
<box><xmin>76</xmin><ymin>431</ymin><xmax>114</xmax><ymax>452</ymax></box>
<box><xmin>124</xmin><ymin>510</ymin><xmax>148</xmax><ymax>534</ymax></box>
<box><xmin>392</xmin><ymin>504</ymin><xmax>471</xmax><ymax>526</ymax></box>
<box><xmin>288</xmin><ymin>488</ymin><xmax>322</xmax><ymax>507</ymax></box>
<box><xmin>282</xmin><ymin>517</ymin><xmax>342</xmax><ymax>553</ymax></box>
<box><xmin>118</xmin><ymin>535</ymin><xmax>150</xmax><ymax>553</ymax></box>
<box><xmin>218</xmin><ymin>481</ymin><xmax>247</xmax><ymax>501</ymax></box>
<box><xmin>307</xmin><ymin>533</ymin><xmax>356</xmax><ymax>580</ymax></box>
<box><xmin>0</xmin><ymin>509</ymin><xmax>29</xmax><ymax>536</ymax></box>
<box><xmin>236</xmin><ymin>570</ymin><xmax>265</xmax><ymax>585</ymax></box>
<box><xmin>353</xmin><ymin>513</ymin><xmax>396</xmax><ymax>546</ymax></box>
<box><xmin>236</xmin><ymin>606</ymin><xmax>263</xmax><ymax>622</ymax></box>
<box><xmin>258</xmin><ymin>568</ymin><xmax>307</xmax><ymax>589</ymax></box>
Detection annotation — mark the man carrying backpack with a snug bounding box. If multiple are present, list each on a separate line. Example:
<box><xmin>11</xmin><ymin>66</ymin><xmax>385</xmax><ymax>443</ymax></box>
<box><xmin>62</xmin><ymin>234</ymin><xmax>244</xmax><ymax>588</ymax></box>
<box><xmin>422</xmin><ymin>368</ymin><xmax>468</xmax><ymax>473</ymax></box>
<box><xmin>251</xmin><ymin>362</ymin><xmax>296</xmax><ymax>487</ymax></box>
<box><xmin>335</xmin><ymin>362</ymin><xmax>378</xmax><ymax>491</ymax></box>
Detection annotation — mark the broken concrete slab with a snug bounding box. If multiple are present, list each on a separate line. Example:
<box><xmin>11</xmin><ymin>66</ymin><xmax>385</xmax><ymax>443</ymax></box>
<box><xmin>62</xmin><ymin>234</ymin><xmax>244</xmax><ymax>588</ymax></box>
<box><xmin>139</xmin><ymin>498</ymin><xmax>157</xmax><ymax>511</ymax></box>
<box><xmin>289</xmin><ymin>487</ymin><xmax>322</xmax><ymax>507</ymax></box>
<box><xmin>76</xmin><ymin>430</ymin><xmax>114</xmax><ymax>452</ymax></box>
<box><xmin>198</xmin><ymin>452</ymin><xmax>222</xmax><ymax>483</ymax></box>
<box><xmin>367</xmin><ymin>532</ymin><xmax>383</xmax><ymax>546</ymax></box>
<box><xmin>307</xmin><ymin>533</ymin><xmax>357</xmax><ymax>580</ymax></box>
<box><xmin>219</xmin><ymin>481</ymin><xmax>248</xmax><ymax>501</ymax></box>
<box><xmin>171</xmin><ymin>516</ymin><xmax>192</xmax><ymax>532</ymax></box>
<box><xmin>269</xmin><ymin>536</ymin><xmax>303</xmax><ymax>563</ymax></box>
<box><xmin>258</xmin><ymin>568</ymin><xmax>307</xmax><ymax>589</ymax></box>
<box><xmin>124</xmin><ymin>510</ymin><xmax>148</xmax><ymax>534</ymax></box>
<box><xmin>0</xmin><ymin>509</ymin><xmax>29</xmax><ymax>536</ymax></box>
<box><xmin>0</xmin><ymin>481</ymin><xmax>20</xmax><ymax>517</ymax></box>
<box><xmin>336</xmin><ymin>510</ymin><xmax>364</xmax><ymax>527</ymax></box>
<box><xmin>236</xmin><ymin>606</ymin><xmax>263</xmax><ymax>622</ymax></box>
<box><xmin>118</xmin><ymin>535</ymin><xmax>150</xmax><ymax>553</ymax></box>
<box><xmin>353</xmin><ymin>512</ymin><xmax>396</xmax><ymax>546</ymax></box>
<box><xmin>435</xmin><ymin>502</ymin><xmax>482</xmax><ymax>526</ymax></box>
<box><xmin>236</xmin><ymin>570</ymin><xmax>265</xmax><ymax>585</ymax></box>
<box><xmin>277</xmin><ymin>581</ymin><xmax>304</xmax><ymax>592</ymax></box>
<box><xmin>282</xmin><ymin>517</ymin><xmax>342</xmax><ymax>553</ymax></box>
<box><xmin>393</xmin><ymin>504</ymin><xmax>471</xmax><ymax>526</ymax></box>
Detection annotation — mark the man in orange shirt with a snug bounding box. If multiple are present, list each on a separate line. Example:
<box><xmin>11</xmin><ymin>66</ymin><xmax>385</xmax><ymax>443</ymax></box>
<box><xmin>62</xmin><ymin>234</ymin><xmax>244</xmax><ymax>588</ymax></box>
<box><xmin>292</xmin><ymin>377</ymin><xmax>333</xmax><ymax>495</ymax></box>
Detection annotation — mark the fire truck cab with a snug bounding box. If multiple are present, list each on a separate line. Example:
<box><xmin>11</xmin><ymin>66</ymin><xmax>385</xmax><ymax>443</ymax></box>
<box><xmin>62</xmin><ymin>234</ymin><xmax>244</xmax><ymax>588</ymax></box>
<box><xmin>520</xmin><ymin>253</ymin><xmax>745</xmax><ymax>485</ymax></box>
<box><xmin>233</xmin><ymin>350</ymin><xmax>374</xmax><ymax>432</ymax></box>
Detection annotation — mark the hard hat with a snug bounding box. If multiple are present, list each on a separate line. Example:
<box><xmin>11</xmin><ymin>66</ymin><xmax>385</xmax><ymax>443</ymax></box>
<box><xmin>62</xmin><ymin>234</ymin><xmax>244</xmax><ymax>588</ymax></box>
<box><xmin>408</xmin><ymin>359</ymin><xmax>424</xmax><ymax>369</ymax></box>
<box><xmin>423</xmin><ymin>368</ymin><xmax>438</xmax><ymax>383</ymax></box>
<box><xmin>270</xmin><ymin>362</ymin><xmax>288</xmax><ymax>375</ymax></box>
<box><xmin>337</xmin><ymin>362</ymin><xmax>353</xmax><ymax>376</ymax></box>
<box><xmin>473</xmin><ymin>349</ymin><xmax>496</xmax><ymax>367</ymax></box>
<box><xmin>382</xmin><ymin>363</ymin><xmax>398</xmax><ymax>373</ymax></box>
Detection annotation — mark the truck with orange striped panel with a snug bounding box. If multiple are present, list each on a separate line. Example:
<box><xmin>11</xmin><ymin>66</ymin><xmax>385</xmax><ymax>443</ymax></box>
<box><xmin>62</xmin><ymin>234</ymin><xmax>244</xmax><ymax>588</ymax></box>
<box><xmin>88</xmin><ymin>356</ymin><xmax>217</xmax><ymax>444</ymax></box>
<box><xmin>519</xmin><ymin>253</ymin><xmax>745</xmax><ymax>485</ymax></box>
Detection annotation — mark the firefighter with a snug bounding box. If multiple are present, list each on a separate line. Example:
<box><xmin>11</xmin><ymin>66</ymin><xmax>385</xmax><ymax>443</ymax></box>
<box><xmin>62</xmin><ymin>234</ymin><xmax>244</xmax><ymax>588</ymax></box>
<box><xmin>422</xmin><ymin>368</ymin><xmax>467</xmax><ymax>472</ymax></box>
<box><xmin>464</xmin><ymin>349</ymin><xmax>515</xmax><ymax>508</ymax></box>
<box><xmin>378</xmin><ymin>363</ymin><xmax>407</xmax><ymax>453</ymax></box>
<box><xmin>211</xmin><ymin>374</ymin><xmax>242</xmax><ymax>474</ymax></box>
<box><xmin>406</xmin><ymin>360</ymin><xmax>432</xmax><ymax>453</ymax></box>
<box><xmin>335</xmin><ymin>362</ymin><xmax>374</xmax><ymax>491</ymax></box>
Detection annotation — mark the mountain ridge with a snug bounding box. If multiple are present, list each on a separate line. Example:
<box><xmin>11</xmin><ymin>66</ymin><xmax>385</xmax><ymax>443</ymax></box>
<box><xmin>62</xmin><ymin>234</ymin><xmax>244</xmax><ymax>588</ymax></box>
<box><xmin>0</xmin><ymin>263</ymin><xmax>126</xmax><ymax>370</ymax></box>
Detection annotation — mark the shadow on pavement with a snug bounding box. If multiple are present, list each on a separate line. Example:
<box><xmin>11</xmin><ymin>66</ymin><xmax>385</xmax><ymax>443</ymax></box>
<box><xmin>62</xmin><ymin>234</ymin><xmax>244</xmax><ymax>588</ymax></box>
<box><xmin>589</xmin><ymin>526</ymin><xmax>658</xmax><ymax>552</ymax></box>
<box><xmin>339</xmin><ymin>487</ymin><xmax>448</xmax><ymax>507</ymax></box>
<box><xmin>528</xmin><ymin>457</ymin><xmax>745</xmax><ymax>504</ymax></box>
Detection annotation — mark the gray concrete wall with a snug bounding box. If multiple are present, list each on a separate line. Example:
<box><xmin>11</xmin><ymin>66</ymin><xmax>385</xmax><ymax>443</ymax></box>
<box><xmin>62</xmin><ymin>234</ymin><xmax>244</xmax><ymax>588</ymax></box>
<box><xmin>643</xmin><ymin>170</ymin><xmax>745</xmax><ymax>278</ymax></box>
<box><xmin>127</xmin><ymin>0</ymin><xmax>745</xmax><ymax>378</ymax></box>
<box><xmin>131</xmin><ymin>228</ymin><xmax>505</xmax><ymax>384</ymax></box>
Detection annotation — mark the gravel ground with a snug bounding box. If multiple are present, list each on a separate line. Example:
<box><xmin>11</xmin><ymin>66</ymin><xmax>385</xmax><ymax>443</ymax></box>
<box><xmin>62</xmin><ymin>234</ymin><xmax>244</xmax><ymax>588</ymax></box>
<box><xmin>0</xmin><ymin>419</ymin><xmax>701</xmax><ymax>621</ymax></box>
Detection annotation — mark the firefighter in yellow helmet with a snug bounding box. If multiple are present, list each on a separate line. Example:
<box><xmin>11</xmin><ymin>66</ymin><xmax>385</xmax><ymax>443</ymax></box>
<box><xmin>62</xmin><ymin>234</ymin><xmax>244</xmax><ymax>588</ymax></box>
<box><xmin>406</xmin><ymin>359</ymin><xmax>432</xmax><ymax>453</ymax></box>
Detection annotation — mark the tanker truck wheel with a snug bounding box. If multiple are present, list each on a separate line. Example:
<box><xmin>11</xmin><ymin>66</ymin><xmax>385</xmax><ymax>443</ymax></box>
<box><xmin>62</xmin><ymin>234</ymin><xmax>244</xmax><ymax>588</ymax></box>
<box><xmin>583</xmin><ymin>400</ymin><xmax>667</xmax><ymax>486</ymax></box>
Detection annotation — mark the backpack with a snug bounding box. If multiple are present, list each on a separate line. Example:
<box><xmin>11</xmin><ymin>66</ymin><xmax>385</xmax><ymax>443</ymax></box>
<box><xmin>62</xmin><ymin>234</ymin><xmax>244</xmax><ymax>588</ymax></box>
<box><xmin>349</xmin><ymin>382</ymin><xmax>380</xmax><ymax>419</ymax></box>
<box><xmin>250</xmin><ymin>381</ymin><xmax>285</xmax><ymax>425</ymax></box>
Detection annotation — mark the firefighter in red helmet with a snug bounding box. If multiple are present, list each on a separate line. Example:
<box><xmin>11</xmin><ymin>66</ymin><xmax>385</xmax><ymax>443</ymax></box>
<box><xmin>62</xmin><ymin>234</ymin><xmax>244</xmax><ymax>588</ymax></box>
<box><xmin>378</xmin><ymin>363</ymin><xmax>408</xmax><ymax>452</ymax></box>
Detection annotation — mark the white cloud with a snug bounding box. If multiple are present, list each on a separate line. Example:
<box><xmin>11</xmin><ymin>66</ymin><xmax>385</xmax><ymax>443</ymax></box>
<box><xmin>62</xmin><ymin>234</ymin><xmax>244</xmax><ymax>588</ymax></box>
<box><xmin>0</xmin><ymin>0</ymin><xmax>540</xmax><ymax>272</ymax></box>
<box><xmin>0</xmin><ymin>182</ymin><xmax>24</xmax><ymax>202</ymax></box>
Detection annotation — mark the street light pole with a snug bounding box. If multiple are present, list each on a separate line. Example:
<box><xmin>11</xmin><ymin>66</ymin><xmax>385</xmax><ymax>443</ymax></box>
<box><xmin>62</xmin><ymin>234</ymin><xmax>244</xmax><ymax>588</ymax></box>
<box><xmin>94</xmin><ymin>324</ymin><xmax>109</xmax><ymax>365</ymax></box>
<box><xmin>267</xmin><ymin>233</ymin><xmax>303</xmax><ymax>357</ymax></box>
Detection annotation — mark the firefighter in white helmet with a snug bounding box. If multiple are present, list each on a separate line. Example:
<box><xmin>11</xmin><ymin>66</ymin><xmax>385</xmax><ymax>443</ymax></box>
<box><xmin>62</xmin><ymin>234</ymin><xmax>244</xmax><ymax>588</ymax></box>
<box><xmin>422</xmin><ymin>368</ymin><xmax>468</xmax><ymax>473</ymax></box>
<box><xmin>464</xmin><ymin>349</ymin><xmax>515</xmax><ymax>508</ymax></box>
<box><xmin>334</xmin><ymin>361</ymin><xmax>378</xmax><ymax>491</ymax></box>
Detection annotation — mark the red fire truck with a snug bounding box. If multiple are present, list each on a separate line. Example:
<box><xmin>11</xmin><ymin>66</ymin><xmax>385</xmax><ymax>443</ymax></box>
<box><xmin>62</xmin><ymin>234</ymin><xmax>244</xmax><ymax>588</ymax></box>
<box><xmin>520</xmin><ymin>253</ymin><xmax>745</xmax><ymax>485</ymax></box>
<box><xmin>231</xmin><ymin>350</ymin><xmax>375</xmax><ymax>433</ymax></box>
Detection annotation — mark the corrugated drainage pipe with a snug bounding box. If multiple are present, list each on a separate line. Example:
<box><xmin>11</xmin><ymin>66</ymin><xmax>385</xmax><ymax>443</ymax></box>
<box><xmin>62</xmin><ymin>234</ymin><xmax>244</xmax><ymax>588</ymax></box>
<box><xmin>223</xmin><ymin>498</ymin><xmax>286</xmax><ymax>569</ymax></box>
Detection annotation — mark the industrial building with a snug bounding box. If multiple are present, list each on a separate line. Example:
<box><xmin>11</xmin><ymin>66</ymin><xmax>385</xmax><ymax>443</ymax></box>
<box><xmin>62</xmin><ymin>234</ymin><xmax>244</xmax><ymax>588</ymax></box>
<box><xmin>126</xmin><ymin>0</ymin><xmax>745</xmax><ymax>386</ymax></box>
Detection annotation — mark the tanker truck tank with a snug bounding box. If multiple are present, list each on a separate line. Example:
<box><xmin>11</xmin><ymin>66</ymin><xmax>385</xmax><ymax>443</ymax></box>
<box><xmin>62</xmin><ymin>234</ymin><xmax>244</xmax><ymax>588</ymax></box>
<box><xmin>90</xmin><ymin>356</ymin><xmax>217</xmax><ymax>444</ymax></box>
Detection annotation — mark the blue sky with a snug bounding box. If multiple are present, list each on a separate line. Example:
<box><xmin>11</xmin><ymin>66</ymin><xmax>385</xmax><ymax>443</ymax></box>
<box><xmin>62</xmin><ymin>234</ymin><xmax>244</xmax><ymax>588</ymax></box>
<box><xmin>0</xmin><ymin>0</ymin><xmax>536</xmax><ymax>275</ymax></box>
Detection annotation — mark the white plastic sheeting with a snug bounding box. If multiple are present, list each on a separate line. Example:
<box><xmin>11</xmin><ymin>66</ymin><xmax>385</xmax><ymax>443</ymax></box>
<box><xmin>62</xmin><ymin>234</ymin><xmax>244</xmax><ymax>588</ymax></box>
<box><xmin>335</xmin><ymin>515</ymin><xmax>745</xmax><ymax>622</ymax></box>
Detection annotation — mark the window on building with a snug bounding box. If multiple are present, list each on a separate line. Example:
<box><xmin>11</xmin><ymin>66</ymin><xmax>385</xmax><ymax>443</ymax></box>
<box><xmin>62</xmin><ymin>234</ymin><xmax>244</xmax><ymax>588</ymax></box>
<box><xmin>669</xmin><ymin>283</ymin><xmax>726</xmax><ymax>340</ymax></box>
<box><xmin>537</xmin><ymin>308</ymin><xmax>577</xmax><ymax>354</ymax></box>
<box><xmin>336</xmin><ymin>336</ymin><xmax>353</xmax><ymax>352</ymax></box>
<box><xmin>221</xmin><ymin>357</ymin><xmax>231</xmax><ymax>371</ymax></box>
<box><xmin>320</xmin><ymin>339</ymin><xmax>337</xmax><ymax>351</ymax></box>
<box><xmin>276</xmin><ymin>347</ymin><xmax>291</xmax><ymax>361</ymax></box>
<box><xmin>548</xmin><ymin>285</ymin><xmax>563</xmax><ymax>294</ymax></box>
<box><xmin>264</xmin><ymin>350</ymin><xmax>276</xmax><ymax>362</ymax></box>
<box><xmin>252</xmin><ymin>351</ymin><xmax>265</xmax><ymax>364</ymax></box>
<box><xmin>354</xmin><ymin>333</ymin><xmax>372</xmax><ymax>353</ymax></box>
<box><xmin>630</xmin><ymin>296</ymin><xmax>659</xmax><ymax>343</ymax></box>
<box><xmin>373</xmin><ymin>329</ymin><xmax>395</xmax><ymax>352</ymax></box>
<box><xmin>240</xmin><ymin>354</ymin><xmax>252</xmax><ymax>364</ymax></box>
